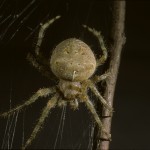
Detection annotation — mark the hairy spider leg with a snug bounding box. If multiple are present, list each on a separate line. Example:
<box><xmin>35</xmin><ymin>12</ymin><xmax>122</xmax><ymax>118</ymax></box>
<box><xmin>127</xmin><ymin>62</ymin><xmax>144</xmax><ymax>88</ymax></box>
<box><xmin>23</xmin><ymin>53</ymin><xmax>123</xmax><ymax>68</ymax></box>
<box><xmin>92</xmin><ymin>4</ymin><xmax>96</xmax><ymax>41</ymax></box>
<box><xmin>22</xmin><ymin>95</ymin><xmax>58</xmax><ymax>150</ymax></box>
<box><xmin>35</xmin><ymin>15</ymin><xmax>61</xmax><ymax>59</ymax></box>
<box><xmin>82</xmin><ymin>25</ymin><xmax>108</xmax><ymax>67</ymax></box>
<box><xmin>0</xmin><ymin>88</ymin><xmax>56</xmax><ymax>117</ymax></box>
<box><xmin>89</xmin><ymin>82</ymin><xmax>113</xmax><ymax>113</ymax></box>
<box><xmin>84</xmin><ymin>96</ymin><xmax>111</xmax><ymax>139</ymax></box>
<box><xmin>27</xmin><ymin>53</ymin><xmax>52</xmax><ymax>79</ymax></box>
<box><xmin>27</xmin><ymin>16</ymin><xmax>61</xmax><ymax>79</ymax></box>
<box><xmin>91</xmin><ymin>72</ymin><xmax>110</xmax><ymax>84</ymax></box>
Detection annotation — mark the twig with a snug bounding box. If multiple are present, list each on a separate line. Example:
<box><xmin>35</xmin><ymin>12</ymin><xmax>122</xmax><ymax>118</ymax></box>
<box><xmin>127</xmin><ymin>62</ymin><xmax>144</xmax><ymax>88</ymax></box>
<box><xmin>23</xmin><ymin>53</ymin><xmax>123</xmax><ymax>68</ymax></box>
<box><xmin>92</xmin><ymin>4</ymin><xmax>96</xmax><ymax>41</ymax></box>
<box><xmin>97</xmin><ymin>1</ymin><xmax>126</xmax><ymax>150</ymax></box>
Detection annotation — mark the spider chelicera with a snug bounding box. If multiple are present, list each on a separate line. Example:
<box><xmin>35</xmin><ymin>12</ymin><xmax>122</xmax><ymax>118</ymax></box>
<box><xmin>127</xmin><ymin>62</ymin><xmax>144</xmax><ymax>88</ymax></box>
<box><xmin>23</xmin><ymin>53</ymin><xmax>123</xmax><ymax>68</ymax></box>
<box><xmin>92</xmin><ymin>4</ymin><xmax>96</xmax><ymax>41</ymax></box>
<box><xmin>0</xmin><ymin>16</ymin><xmax>113</xmax><ymax>149</ymax></box>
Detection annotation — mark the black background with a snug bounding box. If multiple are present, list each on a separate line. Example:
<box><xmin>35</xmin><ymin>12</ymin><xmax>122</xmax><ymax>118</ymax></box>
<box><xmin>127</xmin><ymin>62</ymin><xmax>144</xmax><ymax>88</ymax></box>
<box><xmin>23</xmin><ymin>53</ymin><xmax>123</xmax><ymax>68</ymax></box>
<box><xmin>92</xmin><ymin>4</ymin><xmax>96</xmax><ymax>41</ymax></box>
<box><xmin>0</xmin><ymin>0</ymin><xmax>150</xmax><ymax>149</ymax></box>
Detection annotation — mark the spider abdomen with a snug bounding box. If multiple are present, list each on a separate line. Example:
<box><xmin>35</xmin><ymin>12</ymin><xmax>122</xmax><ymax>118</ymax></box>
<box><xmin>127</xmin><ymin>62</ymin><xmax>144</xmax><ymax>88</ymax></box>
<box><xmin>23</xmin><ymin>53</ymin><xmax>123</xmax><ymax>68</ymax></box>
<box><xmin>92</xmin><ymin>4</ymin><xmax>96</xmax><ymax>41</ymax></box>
<box><xmin>58</xmin><ymin>79</ymin><xmax>81</xmax><ymax>99</ymax></box>
<box><xmin>50</xmin><ymin>38</ymin><xmax>96</xmax><ymax>81</ymax></box>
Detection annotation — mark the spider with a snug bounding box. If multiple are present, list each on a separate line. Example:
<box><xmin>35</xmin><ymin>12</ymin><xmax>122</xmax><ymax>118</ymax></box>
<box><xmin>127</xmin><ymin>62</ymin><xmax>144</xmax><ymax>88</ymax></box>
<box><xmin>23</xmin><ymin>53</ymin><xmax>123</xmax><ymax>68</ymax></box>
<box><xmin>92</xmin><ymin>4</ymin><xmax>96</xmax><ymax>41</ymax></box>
<box><xmin>0</xmin><ymin>15</ymin><xmax>113</xmax><ymax>149</ymax></box>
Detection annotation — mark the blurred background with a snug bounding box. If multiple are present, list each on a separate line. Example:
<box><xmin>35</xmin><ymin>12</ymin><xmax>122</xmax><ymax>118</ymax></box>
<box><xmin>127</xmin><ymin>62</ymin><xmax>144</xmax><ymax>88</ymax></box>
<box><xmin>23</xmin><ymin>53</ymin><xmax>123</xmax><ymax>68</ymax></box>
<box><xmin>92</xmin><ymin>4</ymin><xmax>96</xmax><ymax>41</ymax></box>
<box><xmin>0</xmin><ymin>0</ymin><xmax>150</xmax><ymax>149</ymax></box>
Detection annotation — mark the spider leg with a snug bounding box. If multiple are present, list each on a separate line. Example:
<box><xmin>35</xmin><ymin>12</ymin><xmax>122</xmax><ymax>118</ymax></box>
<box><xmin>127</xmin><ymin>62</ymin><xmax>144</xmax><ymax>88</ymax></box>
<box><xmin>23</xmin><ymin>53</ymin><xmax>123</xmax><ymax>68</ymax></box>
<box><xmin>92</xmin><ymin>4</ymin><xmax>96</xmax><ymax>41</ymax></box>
<box><xmin>27</xmin><ymin>53</ymin><xmax>56</xmax><ymax>80</ymax></box>
<box><xmin>22</xmin><ymin>94</ymin><xmax>58</xmax><ymax>150</ymax></box>
<box><xmin>91</xmin><ymin>72</ymin><xmax>110</xmax><ymax>84</ymax></box>
<box><xmin>35</xmin><ymin>15</ymin><xmax>61</xmax><ymax>56</ymax></box>
<box><xmin>84</xmin><ymin>96</ymin><xmax>111</xmax><ymax>139</ymax></box>
<box><xmin>89</xmin><ymin>81</ymin><xmax>113</xmax><ymax>112</ymax></box>
<box><xmin>27</xmin><ymin>16</ymin><xmax>61</xmax><ymax>79</ymax></box>
<box><xmin>0</xmin><ymin>87</ymin><xmax>56</xmax><ymax>117</ymax></box>
<box><xmin>82</xmin><ymin>25</ymin><xmax>108</xmax><ymax>67</ymax></box>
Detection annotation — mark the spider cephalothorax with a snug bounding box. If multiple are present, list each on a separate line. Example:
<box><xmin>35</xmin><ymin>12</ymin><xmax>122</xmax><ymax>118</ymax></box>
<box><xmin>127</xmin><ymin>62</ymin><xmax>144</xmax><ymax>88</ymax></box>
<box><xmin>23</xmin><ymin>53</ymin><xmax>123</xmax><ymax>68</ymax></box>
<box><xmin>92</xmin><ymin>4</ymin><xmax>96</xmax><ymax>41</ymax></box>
<box><xmin>0</xmin><ymin>16</ymin><xmax>112</xmax><ymax>149</ymax></box>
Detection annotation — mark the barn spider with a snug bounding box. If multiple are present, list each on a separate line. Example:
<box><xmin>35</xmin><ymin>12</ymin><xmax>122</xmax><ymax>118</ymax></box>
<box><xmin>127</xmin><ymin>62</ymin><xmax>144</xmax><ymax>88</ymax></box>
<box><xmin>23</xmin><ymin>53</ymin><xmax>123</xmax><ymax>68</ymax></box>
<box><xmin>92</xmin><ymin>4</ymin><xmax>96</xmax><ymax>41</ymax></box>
<box><xmin>0</xmin><ymin>16</ymin><xmax>113</xmax><ymax>149</ymax></box>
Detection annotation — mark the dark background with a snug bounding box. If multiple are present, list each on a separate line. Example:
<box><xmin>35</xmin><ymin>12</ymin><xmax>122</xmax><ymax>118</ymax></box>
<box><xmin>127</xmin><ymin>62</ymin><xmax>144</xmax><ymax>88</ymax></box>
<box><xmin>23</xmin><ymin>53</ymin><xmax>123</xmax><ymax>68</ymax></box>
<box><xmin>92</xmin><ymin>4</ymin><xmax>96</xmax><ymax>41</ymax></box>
<box><xmin>0</xmin><ymin>0</ymin><xmax>150</xmax><ymax>149</ymax></box>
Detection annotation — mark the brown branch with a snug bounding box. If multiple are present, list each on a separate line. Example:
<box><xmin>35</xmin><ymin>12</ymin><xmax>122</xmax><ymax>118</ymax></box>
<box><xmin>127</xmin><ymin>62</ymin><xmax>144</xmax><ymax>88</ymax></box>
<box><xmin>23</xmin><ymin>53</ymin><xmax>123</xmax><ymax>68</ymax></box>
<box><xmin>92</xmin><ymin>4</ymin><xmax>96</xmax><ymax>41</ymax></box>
<box><xmin>97</xmin><ymin>1</ymin><xmax>126</xmax><ymax>150</ymax></box>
